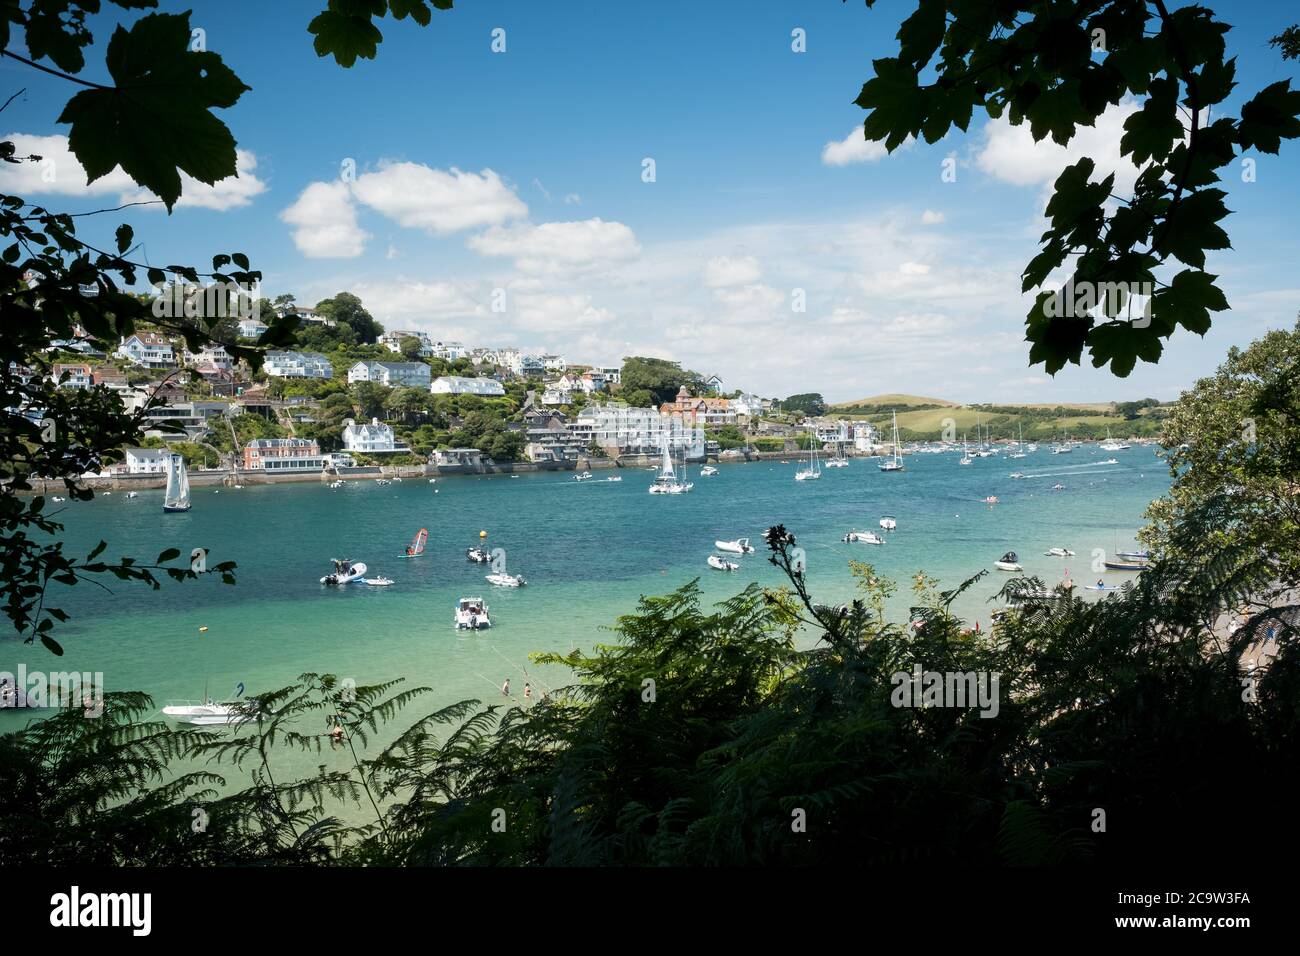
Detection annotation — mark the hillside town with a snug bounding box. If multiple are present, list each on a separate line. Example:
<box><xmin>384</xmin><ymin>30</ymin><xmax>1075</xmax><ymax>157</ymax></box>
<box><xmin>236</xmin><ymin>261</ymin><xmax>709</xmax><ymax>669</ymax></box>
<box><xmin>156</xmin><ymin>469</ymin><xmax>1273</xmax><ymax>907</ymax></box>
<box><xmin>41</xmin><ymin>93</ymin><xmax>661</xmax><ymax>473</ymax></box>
<box><xmin>30</xmin><ymin>292</ymin><xmax>879</xmax><ymax>479</ymax></box>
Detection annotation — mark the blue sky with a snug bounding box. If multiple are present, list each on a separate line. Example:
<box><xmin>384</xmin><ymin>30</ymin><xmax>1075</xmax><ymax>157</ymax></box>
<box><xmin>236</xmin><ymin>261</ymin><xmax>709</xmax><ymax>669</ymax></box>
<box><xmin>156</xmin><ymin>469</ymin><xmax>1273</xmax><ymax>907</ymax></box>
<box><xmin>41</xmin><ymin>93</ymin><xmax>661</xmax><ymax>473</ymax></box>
<box><xmin>3</xmin><ymin>0</ymin><xmax>1298</xmax><ymax>402</ymax></box>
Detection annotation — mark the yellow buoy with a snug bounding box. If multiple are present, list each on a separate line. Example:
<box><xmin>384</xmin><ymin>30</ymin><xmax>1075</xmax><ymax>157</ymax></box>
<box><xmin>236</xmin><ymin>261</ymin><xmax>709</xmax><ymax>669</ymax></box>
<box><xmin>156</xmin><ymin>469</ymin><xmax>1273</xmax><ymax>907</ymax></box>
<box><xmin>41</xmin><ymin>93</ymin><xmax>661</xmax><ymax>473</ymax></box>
<box><xmin>479</xmin><ymin>530</ymin><xmax>487</xmax><ymax>538</ymax></box>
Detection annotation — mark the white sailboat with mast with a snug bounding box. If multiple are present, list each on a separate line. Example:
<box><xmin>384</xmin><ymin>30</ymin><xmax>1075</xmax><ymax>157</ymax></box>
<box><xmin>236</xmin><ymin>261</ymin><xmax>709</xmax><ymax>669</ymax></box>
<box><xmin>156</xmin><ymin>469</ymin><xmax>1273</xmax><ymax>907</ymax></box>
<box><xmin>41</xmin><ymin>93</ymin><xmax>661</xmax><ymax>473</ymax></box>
<box><xmin>794</xmin><ymin>426</ymin><xmax>821</xmax><ymax>480</ymax></box>
<box><xmin>162</xmin><ymin>453</ymin><xmax>191</xmax><ymax>512</ymax></box>
<box><xmin>878</xmin><ymin>411</ymin><xmax>904</xmax><ymax>471</ymax></box>
<box><xmin>648</xmin><ymin>432</ymin><xmax>692</xmax><ymax>494</ymax></box>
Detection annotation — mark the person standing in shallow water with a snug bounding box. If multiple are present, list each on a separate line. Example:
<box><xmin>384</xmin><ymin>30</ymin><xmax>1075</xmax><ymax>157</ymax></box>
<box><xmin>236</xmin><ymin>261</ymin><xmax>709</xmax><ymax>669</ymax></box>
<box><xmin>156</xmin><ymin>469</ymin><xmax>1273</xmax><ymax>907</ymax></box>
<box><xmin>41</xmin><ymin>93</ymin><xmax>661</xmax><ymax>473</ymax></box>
<box><xmin>501</xmin><ymin>678</ymin><xmax>510</xmax><ymax>697</ymax></box>
<box><xmin>524</xmin><ymin>682</ymin><xmax>532</xmax><ymax>702</ymax></box>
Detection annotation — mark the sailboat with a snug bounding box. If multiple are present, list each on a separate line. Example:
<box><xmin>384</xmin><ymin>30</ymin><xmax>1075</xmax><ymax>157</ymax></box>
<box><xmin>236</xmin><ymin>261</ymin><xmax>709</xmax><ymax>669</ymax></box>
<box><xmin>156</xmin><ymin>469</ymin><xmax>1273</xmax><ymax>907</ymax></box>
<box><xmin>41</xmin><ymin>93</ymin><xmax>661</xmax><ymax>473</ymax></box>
<box><xmin>878</xmin><ymin>411</ymin><xmax>904</xmax><ymax>472</ymax></box>
<box><xmin>959</xmin><ymin>433</ymin><xmax>973</xmax><ymax>466</ymax></box>
<box><xmin>794</xmin><ymin>428</ymin><xmax>821</xmax><ymax>480</ymax></box>
<box><xmin>824</xmin><ymin>440</ymin><xmax>849</xmax><ymax>468</ymax></box>
<box><xmin>648</xmin><ymin>434</ymin><xmax>692</xmax><ymax>494</ymax></box>
<box><xmin>162</xmin><ymin>453</ymin><xmax>191</xmax><ymax>512</ymax></box>
<box><xmin>1008</xmin><ymin>423</ymin><xmax>1028</xmax><ymax>459</ymax></box>
<box><xmin>399</xmin><ymin>527</ymin><xmax>428</xmax><ymax>558</ymax></box>
<box><xmin>1099</xmin><ymin>427</ymin><xmax>1130</xmax><ymax>452</ymax></box>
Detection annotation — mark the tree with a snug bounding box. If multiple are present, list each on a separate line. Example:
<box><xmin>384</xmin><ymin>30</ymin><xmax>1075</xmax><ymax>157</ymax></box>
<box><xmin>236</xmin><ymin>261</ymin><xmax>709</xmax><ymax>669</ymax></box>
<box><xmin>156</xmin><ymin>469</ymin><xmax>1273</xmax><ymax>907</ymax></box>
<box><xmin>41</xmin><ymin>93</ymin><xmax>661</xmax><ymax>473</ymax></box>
<box><xmin>851</xmin><ymin>1</ymin><xmax>1300</xmax><ymax>377</ymax></box>
<box><xmin>620</xmin><ymin>356</ymin><xmax>698</xmax><ymax>405</ymax></box>
<box><xmin>397</xmin><ymin>336</ymin><xmax>425</xmax><ymax>361</ymax></box>
<box><xmin>782</xmin><ymin>393</ymin><xmax>827</xmax><ymax>417</ymax></box>
<box><xmin>1141</xmin><ymin>320</ymin><xmax>1300</xmax><ymax>592</ymax></box>
<box><xmin>316</xmin><ymin>292</ymin><xmax>383</xmax><ymax>344</ymax></box>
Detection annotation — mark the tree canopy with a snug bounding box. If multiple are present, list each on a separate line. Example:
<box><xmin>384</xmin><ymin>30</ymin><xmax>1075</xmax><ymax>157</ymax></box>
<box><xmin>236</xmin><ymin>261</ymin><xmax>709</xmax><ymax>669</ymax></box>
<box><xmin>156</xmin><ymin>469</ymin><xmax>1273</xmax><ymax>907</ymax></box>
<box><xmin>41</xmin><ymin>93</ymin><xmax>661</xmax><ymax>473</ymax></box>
<box><xmin>850</xmin><ymin>0</ymin><xmax>1300</xmax><ymax>377</ymax></box>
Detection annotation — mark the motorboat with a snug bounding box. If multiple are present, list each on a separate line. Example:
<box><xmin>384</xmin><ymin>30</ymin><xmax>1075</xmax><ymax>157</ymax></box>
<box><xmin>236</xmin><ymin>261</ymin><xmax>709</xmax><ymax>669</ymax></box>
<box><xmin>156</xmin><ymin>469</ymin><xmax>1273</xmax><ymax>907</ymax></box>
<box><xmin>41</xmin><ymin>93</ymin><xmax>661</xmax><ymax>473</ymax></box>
<box><xmin>715</xmin><ymin>537</ymin><xmax>755</xmax><ymax>554</ymax></box>
<box><xmin>162</xmin><ymin>453</ymin><xmax>191</xmax><ymax>512</ymax></box>
<box><xmin>1044</xmin><ymin>547</ymin><xmax>1075</xmax><ymax>557</ymax></box>
<box><xmin>1052</xmin><ymin>444</ymin><xmax>1073</xmax><ymax>455</ymax></box>
<box><xmin>1116</xmin><ymin>549</ymin><xmax>1150</xmax><ymax>561</ymax></box>
<box><xmin>1052</xmin><ymin>483</ymin><xmax>1066</xmax><ymax>491</ymax></box>
<box><xmin>843</xmin><ymin>530</ymin><xmax>885</xmax><ymax>545</ymax></box>
<box><xmin>51</xmin><ymin>495</ymin><xmax>65</xmax><ymax>502</ymax></box>
<box><xmin>707</xmin><ymin>555</ymin><xmax>739</xmax><ymax>571</ymax></box>
<box><xmin>983</xmin><ymin>496</ymin><xmax>999</xmax><ymax>504</ymax></box>
<box><xmin>162</xmin><ymin>687</ymin><xmax>259</xmax><ymax>727</ymax></box>
<box><xmin>994</xmin><ymin>551</ymin><xmax>1023</xmax><ymax>572</ymax></box>
<box><xmin>878</xmin><ymin>515</ymin><xmax>897</xmax><ymax>531</ymax></box>
<box><xmin>486</xmin><ymin>572</ymin><xmax>526</xmax><ymax>587</ymax></box>
<box><xmin>1009</xmin><ymin>472</ymin><xmax>1025</xmax><ymax>479</ymax></box>
<box><xmin>364</xmin><ymin>576</ymin><xmax>395</xmax><ymax>586</ymax></box>
<box><xmin>321</xmin><ymin>559</ymin><xmax>367</xmax><ymax>585</ymax></box>
<box><xmin>1085</xmin><ymin>582</ymin><xmax>1121</xmax><ymax>592</ymax></box>
<box><xmin>455</xmin><ymin>597</ymin><xmax>491</xmax><ymax>629</ymax></box>
<box><xmin>574</xmin><ymin>471</ymin><xmax>593</xmax><ymax>481</ymax></box>
<box><xmin>1101</xmin><ymin>457</ymin><xmax>1118</xmax><ymax>465</ymax></box>
<box><xmin>700</xmin><ymin>465</ymin><xmax>719</xmax><ymax>476</ymax></box>
<box><xmin>606</xmin><ymin>475</ymin><xmax>622</xmax><ymax>482</ymax></box>
<box><xmin>879</xmin><ymin>411</ymin><xmax>904</xmax><ymax>472</ymax></box>
<box><xmin>466</xmin><ymin>546</ymin><xmax>492</xmax><ymax>563</ymax></box>
<box><xmin>126</xmin><ymin>491</ymin><xmax>138</xmax><ymax>498</ymax></box>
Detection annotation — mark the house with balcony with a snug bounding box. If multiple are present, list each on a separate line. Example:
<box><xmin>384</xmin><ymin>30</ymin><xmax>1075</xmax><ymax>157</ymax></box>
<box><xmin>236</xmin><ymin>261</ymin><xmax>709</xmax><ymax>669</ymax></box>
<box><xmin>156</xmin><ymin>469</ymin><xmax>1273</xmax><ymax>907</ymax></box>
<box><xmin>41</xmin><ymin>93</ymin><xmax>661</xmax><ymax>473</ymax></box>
<box><xmin>379</xmin><ymin>330</ymin><xmax>434</xmax><ymax>356</ymax></box>
<box><xmin>347</xmin><ymin>361</ymin><xmax>432</xmax><ymax>389</ymax></box>
<box><xmin>116</xmin><ymin>332</ymin><xmax>174</xmax><ymax>369</ymax></box>
<box><xmin>430</xmin><ymin>375</ymin><xmax>506</xmax><ymax>397</ymax></box>
<box><xmin>182</xmin><ymin>345</ymin><xmax>233</xmax><ymax>371</ymax></box>
<box><xmin>541</xmin><ymin>384</ymin><xmax>573</xmax><ymax>406</ymax></box>
<box><xmin>568</xmin><ymin>402</ymin><xmax>706</xmax><ymax>459</ymax></box>
<box><xmin>264</xmin><ymin>351</ymin><xmax>333</xmax><ymax>379</ymax></box>
<box><xmin>341</xmin><ymin>418</ymin><xmax>410</xmax><ymax>454</ymax></box>
<box><xmin>49</xmin><ymin>363</ymin><xmax>92</xmax><ymax>389</ymax></box>
<box><xmin>237</xmin><ymin>318</ymin><xmax>268</xmax><ymax>338</ymax></box>
<box><xmin>242</xmin><ymin>437</ymin><xmax>328</xmax><ymax>472</ymax></box>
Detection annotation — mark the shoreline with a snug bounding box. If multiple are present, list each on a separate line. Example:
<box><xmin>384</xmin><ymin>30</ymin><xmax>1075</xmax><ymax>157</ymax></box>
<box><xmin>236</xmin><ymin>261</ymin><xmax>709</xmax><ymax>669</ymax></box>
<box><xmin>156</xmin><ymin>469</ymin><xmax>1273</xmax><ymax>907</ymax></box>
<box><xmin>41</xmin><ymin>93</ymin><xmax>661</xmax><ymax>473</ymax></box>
<box><xmin>20</xmin><ymin>447</ymin><xmax>818</xmax><ymax>494</ymax></box>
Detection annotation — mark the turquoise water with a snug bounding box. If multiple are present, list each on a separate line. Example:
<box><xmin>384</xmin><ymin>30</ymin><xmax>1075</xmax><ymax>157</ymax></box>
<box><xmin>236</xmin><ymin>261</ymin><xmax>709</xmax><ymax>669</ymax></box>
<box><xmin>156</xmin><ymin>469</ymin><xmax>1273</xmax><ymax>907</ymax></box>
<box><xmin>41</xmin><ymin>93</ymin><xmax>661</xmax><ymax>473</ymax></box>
<box><xmin>1</xmin><ymin>446</ymin><xmax>1169</xmax><ymax>772</ymax></box>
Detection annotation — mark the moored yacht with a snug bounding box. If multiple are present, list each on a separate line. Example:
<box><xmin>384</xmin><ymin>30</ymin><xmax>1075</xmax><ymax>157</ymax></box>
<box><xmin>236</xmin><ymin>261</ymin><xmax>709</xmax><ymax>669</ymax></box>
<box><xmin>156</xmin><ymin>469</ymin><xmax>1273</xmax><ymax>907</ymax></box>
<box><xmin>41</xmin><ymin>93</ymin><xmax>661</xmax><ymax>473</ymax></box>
<box><xmin>715</xmin><ymin>538</ymin><xmax>755</xmax><ymax>554</ymax></box>
<box><xmin>879</xmin><ymin>411</ymin><xmax>904</xmax><ymax>472</ymax></box>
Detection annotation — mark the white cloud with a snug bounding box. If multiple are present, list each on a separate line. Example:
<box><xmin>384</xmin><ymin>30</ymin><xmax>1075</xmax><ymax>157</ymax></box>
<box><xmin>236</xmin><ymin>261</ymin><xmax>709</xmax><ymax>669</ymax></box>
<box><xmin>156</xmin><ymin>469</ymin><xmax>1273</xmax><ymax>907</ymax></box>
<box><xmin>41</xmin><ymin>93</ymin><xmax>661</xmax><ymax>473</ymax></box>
<box><xmin>703</xmin><ymin>255</ymin><xmax>761</xmax><ymax>288</ymax></box>
<box><xmin>467</xmin><ymin>218</ymin><xmax>640</xmax><ymax>274</ymax></box>
<box><xmin>343</xmin><ymin>279</ymin><xmax>482</xmax><ymax>321</ymax></box>
<box><xmin>921</xmin><ymin>209</ymin><xmax>945</xmax><ymax>225</ymax></box>
<box><xmin>0</xmin><ymin>133</ymin><xmax>267</xmax><ymax>210</ymax></box>
<box><xmin>975</xmin><ymin>102</ymin><xmax>1143</xmax><ymax>194</ymax></box>
<box><xmin>352</xmin><ymin>163</ymin><xmax>527</xmax><ymax>234</ymax></box>
<box><xmin>281</xmin><ymin>181</ymin><xmax>369</xmax><ymax>258</ymax></box>
<box><xmin>821</xmin><ymin>127</ymin><xmax>890</xmax><ymax>166</ymax></box>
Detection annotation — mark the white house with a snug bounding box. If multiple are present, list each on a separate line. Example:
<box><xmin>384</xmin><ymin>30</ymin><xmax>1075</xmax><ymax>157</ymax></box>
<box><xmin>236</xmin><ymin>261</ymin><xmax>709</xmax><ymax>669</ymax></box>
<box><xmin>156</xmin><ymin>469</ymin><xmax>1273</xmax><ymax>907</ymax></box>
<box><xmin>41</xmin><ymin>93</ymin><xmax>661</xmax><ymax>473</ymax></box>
<box><xmin>284</xmin><ymin>305</ymin><xmax>334</xmax><ymax>326</ymax></box>
<box><xmin>49</xmin><ymin>363</ymin><xmax>92</xmax><ymax>389</ymax></box>
<box><xmin>431</xmin><ymin>375</ymin><xmax>506</xmax><ymax>397</ymax></box>
<box><xmin>595</xmin><ymin>366</ymin><xmax>622</xmax><ymax>386</ymax></box>
<box><xmin>183</xmin><ymin>345</ymin><xmax>233</xmax><ymax>371</ymax></box>
<box><xmin>568</xmin><ymin>403</ymin><xmax>705</xmax><ymax>459</ymax></box>
<box><xmin>116</xmin><ymin>332</ymin><xmax>174</xmax><ymax>368</ymax></box>
<box><xmin>430</xmin><ymin>340</ymin><xmax>468</xmax><ymax>361</ymax></box>
<box><xmin>541</xmin><ymin>353</ymin><xmax>567</xmax><ymax>372</ymax></box>
<box><xmin>341</xmin><ymin>418</ymin><xmax>410</xmax><ymax>454</ymax></box>
<box><xmin>123</xmin><ymin>447</ymin><xmax>169</xmax><ymax>475</ymax></box>
<box><xmin>347</xmin><ymin>361</ymin><xmax>432</xmax><ymax>389</ymax></box>
<box><xmin>237</xmin><ymin>318</ymin><xmax>268</xmax><ymax>338</ymax></box>
<box><xmin>264</xmin><ymin>351</ymin><xmax>333</xmax><ymax>379</ymax></box>
<box><xmin>703</xmin><ymin>374</ymin><xmax>724</xmax><ymax>395</ymax></box>
<box><xmin>541</xmin><ymin>385</ymin><xmax>573</xmax><ymax>406</ymax></box>
<box><xmin>380</xmin><ymin>330</ymin><xmax>433</xmax><ymax>356</ymax></box>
